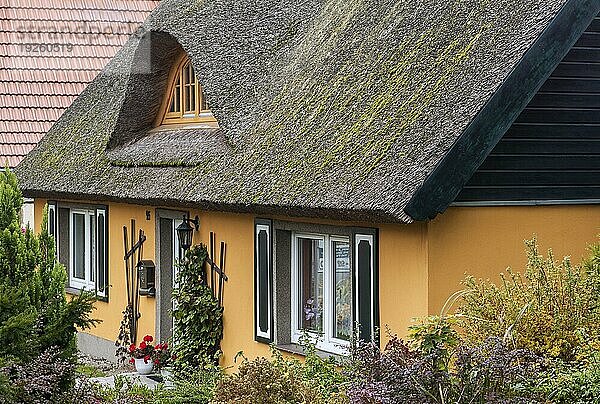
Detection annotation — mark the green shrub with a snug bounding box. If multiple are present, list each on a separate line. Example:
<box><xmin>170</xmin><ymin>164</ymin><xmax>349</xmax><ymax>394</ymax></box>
<box><xmin>75</xmin><ymin>363</ymin><xmax>106</xmax><ymax>378</ymax></box>
<box><xmin>213</xmin><ymin>345</ymin><xmax>347</xmax><ymax>404</ymax></box>
<box><xmin>86</xmin><ymin>375</ymin><xmax>154</xmax><ymax>403</ymax></box>
<box><xmin>408</xmin><ymin>315</ymin><xmax>459</xmax><ymax>369</ymax></box>
<box><xmin>0</xmin><ymin>170</ymin><xmax>99</xmax><ymax>401</ymax></box>
<box><xmin>457</xmin><ymin>237</ymin><xmax>600</xmax><ymax>362</ymax></box>
<box><xmin>531</xmin><ymin>355</ymin><xmax>600</xmax><ymax>404</ymax></box>
<box><xmin>153</xmin><ymin>366</ymin><xmax>223</xmax><ymax>403</ymax></box>
<box><xmin>56</xmin><ymin>368</ymin><xmax>223</xmax><ymax>404</ymax></box>
<box><xmin>172</xmin><ymin>244</ymin><xmax>223</xmax><ymax>373</ymax></box>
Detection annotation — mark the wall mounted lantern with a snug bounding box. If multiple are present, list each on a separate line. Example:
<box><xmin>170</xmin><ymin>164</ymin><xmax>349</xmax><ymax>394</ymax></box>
<box><xmin>176</xmin><ymin>214</ymin><xmax>199</xmax><ymax>251</ymax></box>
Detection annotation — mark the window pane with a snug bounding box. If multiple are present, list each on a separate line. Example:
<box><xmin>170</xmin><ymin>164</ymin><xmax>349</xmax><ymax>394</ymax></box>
<box><xmin>186</xmin><ymin>85</ymin><xmax>192</xmax><ymax>112</ymax></box>
<box><xmin>333</xmin><ymin>241</ymin><xmax>351</xmax><ymax>340</ymax></box>
<box><xmin>200</xmin><ymin>87</ymin><xmax>207</xmax><ymax>111</ymax></box>
<box><xmin>72</xmin><ymin>213</ymin><xmax>85</xmax><ymax>280</ymax></box>
<box><xmin>169</xmin><ymin>93</ymin><xmax>176</xmax><ymax>112</ymax></box>
<box><xmin>190</xmin><ymin>82</ymin><xmax>196</xmax><ymax>111</ymax></box>
<box><xmin>183</xmin><ymin>62</ymin><xmax>189</xmax><ymax>85</ymax></box>
<box><xmin>298</xmin><ymin>237</ymin><xmax>323</xmax><ymax>333</ymax></box>
<box><xmin>169</xmin><ymin>76</ymin><xmax>181</xmax><ymax>113</ymax></box>
<box><xmin>175</xmin><ymin>81</ymin><xmax>180</xmax><ymax>113</ymax></box>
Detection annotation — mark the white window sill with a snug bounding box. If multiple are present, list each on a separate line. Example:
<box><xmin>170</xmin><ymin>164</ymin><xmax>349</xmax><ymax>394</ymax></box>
<box><xmin>66</xmin><ymin>286</ymin><xmax>108</xmax><ymax>302</ymax></box>
<box><xmin>276</xmin><ymin>343</ymin><xmax>346</xmax><ymax>362</ymax></box>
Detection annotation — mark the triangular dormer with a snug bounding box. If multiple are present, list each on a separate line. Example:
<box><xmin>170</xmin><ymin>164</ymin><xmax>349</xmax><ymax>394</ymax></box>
<box><xmin>106</xmin><ymin>31</ymin><xmax>227</xmax><ymax>167</ymax></box>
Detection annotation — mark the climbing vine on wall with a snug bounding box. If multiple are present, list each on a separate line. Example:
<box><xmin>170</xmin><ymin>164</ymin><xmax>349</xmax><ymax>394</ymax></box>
<box><xmin>172</xmin><ymin>244</ymin><xmax>224</xmax><ymax>372</ymax></box>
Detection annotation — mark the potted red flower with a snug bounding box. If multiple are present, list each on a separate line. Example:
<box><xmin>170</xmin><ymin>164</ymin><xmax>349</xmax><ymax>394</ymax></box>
<box><xmin>128</xmin><ymin>335</ymin><xmax>156</xmax><ymax>375</ymax></box>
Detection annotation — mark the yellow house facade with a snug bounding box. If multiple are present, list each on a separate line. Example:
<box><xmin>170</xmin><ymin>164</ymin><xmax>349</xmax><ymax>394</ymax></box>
<box><xmin>30</xmin><ymin>199</ymin><xmax>600</xmax><ymax>366</ymax></box>
<box><xmin>17</xmin><ymin>0</ymin><xmax>600</xmax><ymax>366</ymax></box>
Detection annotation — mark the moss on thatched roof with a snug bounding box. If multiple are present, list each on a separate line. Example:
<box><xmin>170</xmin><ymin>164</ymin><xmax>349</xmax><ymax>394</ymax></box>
<box><xmin>16</xmin><ymin>0</ymin><xmax>572</xmax><ymax>222</ymax></box>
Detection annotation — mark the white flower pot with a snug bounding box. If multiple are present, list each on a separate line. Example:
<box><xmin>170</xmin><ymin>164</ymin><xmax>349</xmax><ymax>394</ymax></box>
<box><xmin>134</xmin><ymin>358</ymin><xmax>154</xmax><ymax>375</ymax></box>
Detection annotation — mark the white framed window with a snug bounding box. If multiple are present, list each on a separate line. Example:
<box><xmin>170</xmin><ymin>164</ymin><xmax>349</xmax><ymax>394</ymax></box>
<box><xmin>69</xmin><ymin>209</ymin><xmax>96</xmax><ymax>291</ymax></box>
<box><xmin>49</xmin><ymin>203</ymin><xmax>108</xmax><ymax>298</ymax></box>
<box><xmin>291</xmin><ymin>232</ymin><xmax>352</xmax><ymax>354</ymax></box>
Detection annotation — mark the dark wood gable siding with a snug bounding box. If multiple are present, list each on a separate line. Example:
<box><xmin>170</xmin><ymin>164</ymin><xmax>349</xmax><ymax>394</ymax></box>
<box><xmin>456</xmin><ymin>13</ymin><xmax>600</xmax><ymax>203</ymax></box>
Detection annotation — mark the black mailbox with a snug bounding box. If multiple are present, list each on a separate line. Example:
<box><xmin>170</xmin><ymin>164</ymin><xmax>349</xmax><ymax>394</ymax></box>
<box><xmin>137</xmin><ymin>260</ymin><xmax>155</xmax><ymax>297</ymax></box>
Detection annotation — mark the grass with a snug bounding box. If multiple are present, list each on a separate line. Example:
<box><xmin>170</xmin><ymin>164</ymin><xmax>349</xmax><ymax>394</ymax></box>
<box><xmin>76</xmin><ymin>363</ymin><xmax>107</xmax><ymax>378</ymax></box>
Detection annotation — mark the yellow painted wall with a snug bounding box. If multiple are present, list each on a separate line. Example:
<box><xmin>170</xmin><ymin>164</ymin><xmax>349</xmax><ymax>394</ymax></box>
<box><xmin>33</xmin><ymin>199</ymin><xmax>426</xmax><ymax>366</ymax></box>
<box><xmin>427</xmin><ymin>205</ymin><xmax>600</xmax><ymax>314</ymax></box>
<box><xmin>188</xmin><ymin>209</ymin><xmax>272</xmax><ymax>365</ymax></box>
<box><xmin>34</xmin><ymin>198</ymin><xmax>157</xmax><ymax>343</ymax></box>
<box><xmin>378</xmin><ymin>222</ymin><xmax>428</xmax><ymax>343</ymax></box>
<box><xmin>36</xmin><ymin>197</ymin><xmax>599</xmax><ymax>368</ymax></box>
<box><xmin>190</xmin><ymin>212</ymin><xmax>427</xmax><ymax>364</ymax></box>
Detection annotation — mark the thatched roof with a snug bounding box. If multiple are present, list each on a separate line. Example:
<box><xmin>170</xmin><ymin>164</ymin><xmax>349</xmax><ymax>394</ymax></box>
<box><xmin>15</xmin><ymin>0</ymin><xmax>594</xmax><ymax>222</ymax></box>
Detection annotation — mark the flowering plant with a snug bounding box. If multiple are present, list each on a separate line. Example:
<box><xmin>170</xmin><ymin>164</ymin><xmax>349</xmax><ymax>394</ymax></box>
<box><xmin>128</xmin><ymin>335</ymin><xmax>155</xmax><ymax>364</ymax></box>
<box><xmin>152</xmin><ymin>342</ymin><xmax>174</xmax><ymax>370</ymax></box>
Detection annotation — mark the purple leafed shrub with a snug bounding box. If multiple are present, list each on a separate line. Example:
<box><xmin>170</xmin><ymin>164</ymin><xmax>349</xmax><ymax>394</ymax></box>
<box><xmin>345</xmin><ymin>335</ymin><xmax>449</xmax><ymax>404</ymax></box>
<box><xmin>345</xmin><ymin>335</ymin><xmax>543</xmax><ymax>404</ymax></box>
<box><xmin>1</xmin><ymin>347</ymin><xmax>76</xmax><ymax>403</ymax></box>
<box><xmin>452</xmin><ymin>338</ymin><xmax>543</xmax><ymax>403</ymax></box>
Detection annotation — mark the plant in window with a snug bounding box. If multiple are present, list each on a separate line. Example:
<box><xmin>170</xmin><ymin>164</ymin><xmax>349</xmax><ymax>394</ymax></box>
<box><xmin>304</xmin><ymin>297</ymin><xmax>322</xmax><ymax>329</ymax></box>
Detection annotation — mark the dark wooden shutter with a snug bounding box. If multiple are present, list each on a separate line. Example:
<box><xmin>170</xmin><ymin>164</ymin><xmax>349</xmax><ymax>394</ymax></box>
<box><xmin>47</xmin><ymin>202</ymin><xmax>57</xmax><ymax>258</ymax></box>
<box><xmin>47</xmin><ymin>202</ymin><xmax>57</xmax><ymax>238</ymax></box>
<box><xmin>254</xmin><ymin>219</ymin><xmax>273</xmax><ymax>342</ymax></box>
<box><xmin>57</xmin><ymin>207</ymin><xmax>70</xmax><ymax>274</ymax></box>
<box><xmin>96</xmin><ymin>207</ymin><xmax>108</xmax><ymax>299</ymax></box>
<box><xmin>353</xmin><ymin>228</ymin><xmax>379</xmax><ymax>344</ymax></box>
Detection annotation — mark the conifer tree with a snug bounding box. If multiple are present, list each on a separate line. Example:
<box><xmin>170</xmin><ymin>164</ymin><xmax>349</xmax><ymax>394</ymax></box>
<box><xmin>0</xmin><ymin>169</ymin><xmax>99</xmax><ymax>363</ymax></box>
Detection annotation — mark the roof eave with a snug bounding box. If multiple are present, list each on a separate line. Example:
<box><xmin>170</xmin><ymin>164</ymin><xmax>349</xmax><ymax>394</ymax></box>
<box><xmin>404</xmin><ymin>0</ymin><xmax>600</xmax><ymax>221</ymax></box>
<box><xmin>22</xmin><ymin>188</ymin><xmax>409</xmax><ymax>224</ymax></box>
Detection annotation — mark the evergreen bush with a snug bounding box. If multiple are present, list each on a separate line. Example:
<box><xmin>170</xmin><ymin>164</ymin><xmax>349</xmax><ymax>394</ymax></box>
<box><xmin>0</xmin><ymin>169</ymin><xmax>99</xmax><ymax>401</ymax></box>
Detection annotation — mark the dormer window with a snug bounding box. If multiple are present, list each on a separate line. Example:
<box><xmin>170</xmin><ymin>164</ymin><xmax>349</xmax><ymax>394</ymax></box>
<box><xmin>159</xmin><ymin>54</ymin><xmax>217</xmax><ymax>126</ymax></box>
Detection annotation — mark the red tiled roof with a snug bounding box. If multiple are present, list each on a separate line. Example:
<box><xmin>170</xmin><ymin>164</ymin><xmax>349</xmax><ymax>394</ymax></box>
<box><xmin>0</xmin><ymin>0</ymin><xmax>159</xmax><ymax>167</ymax></box>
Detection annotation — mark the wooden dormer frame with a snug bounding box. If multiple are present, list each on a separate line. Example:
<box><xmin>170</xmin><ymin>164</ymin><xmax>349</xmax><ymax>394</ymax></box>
<box><xmin>155</xmin><ymin>53</ymin><xmax>218</xmax><ymax>127</ymax></box>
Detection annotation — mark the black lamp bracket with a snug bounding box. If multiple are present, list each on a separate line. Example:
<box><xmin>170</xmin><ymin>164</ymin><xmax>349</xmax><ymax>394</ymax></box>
<box><xmin>184</xmin><ymin>214</ymin><xmax>200</xmax><ymax>231</ymax></box>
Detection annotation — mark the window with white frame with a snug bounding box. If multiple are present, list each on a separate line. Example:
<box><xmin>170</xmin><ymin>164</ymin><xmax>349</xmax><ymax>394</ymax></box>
<box><xmin>253</xmin><ymin>220</ymin><xmax>378</xmax><ymax>353</ymax></box>
<box><xmin>291</xmin><ymin>233</ymin><xmax>352</xmax><ymax>354</ymax></box>
<box><xmin>47</xmin><ymin>202</ymin><xmax>108</xmax><ymax>298</ymax></box>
